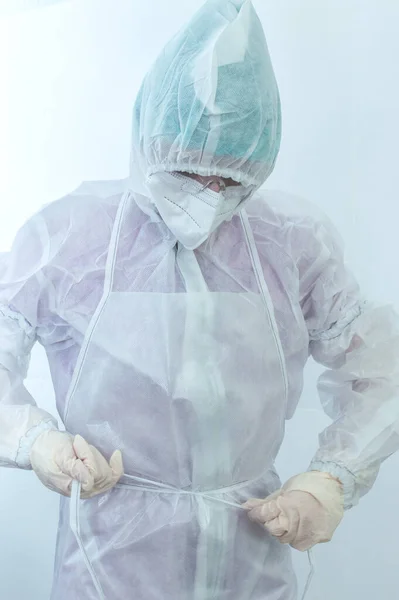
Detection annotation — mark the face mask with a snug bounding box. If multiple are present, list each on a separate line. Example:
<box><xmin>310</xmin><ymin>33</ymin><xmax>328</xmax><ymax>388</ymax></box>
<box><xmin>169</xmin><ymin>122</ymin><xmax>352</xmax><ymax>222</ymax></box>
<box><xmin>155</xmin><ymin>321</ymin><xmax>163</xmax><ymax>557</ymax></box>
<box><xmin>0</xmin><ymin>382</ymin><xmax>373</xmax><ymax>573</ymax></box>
<box><xmin>146</xmin><ymin>172</ymin><xmax>254</xmax><ymax>250</ymax></box>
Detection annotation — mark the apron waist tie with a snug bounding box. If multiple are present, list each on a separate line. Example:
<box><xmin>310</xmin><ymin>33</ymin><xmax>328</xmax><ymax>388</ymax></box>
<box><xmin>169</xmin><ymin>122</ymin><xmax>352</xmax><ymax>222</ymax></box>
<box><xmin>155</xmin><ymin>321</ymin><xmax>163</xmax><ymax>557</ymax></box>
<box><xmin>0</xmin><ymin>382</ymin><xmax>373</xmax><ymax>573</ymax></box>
<box><xmin>116</xmin><ymin>473</ymin><xmax>257</xmax><ymax>509</ymax></box>
<box><xmin>70</xmin><ymin>477</ymin><xmax>314</xmax><ymax>600</ymax></box>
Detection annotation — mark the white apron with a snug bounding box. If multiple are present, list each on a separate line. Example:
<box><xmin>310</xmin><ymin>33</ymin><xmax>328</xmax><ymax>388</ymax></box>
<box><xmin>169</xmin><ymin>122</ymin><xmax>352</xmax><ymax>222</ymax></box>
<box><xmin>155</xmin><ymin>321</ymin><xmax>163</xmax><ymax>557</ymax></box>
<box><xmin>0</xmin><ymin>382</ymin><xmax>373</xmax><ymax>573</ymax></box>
<box><xmin>54</xmin><ymin>191</ymin><xmax>299</xmax><ymax>600</ymax></box>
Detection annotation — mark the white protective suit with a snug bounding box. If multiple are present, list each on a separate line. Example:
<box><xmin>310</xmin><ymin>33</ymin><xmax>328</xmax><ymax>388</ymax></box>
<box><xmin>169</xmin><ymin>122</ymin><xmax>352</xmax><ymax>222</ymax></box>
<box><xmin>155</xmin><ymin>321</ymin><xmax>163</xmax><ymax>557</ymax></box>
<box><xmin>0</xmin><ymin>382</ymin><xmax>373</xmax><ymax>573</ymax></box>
<box><xmin>1</xmin><ymin>1</ymin><xmax>399</xmax><ymax>599</ymax></box>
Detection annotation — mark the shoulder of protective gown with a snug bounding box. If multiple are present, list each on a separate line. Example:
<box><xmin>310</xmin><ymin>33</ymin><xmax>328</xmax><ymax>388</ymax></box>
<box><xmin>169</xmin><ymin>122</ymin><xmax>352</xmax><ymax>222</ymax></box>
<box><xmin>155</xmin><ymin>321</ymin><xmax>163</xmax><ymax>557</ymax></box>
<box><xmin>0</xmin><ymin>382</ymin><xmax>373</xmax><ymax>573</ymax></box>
<box><xmin>245</xmin><ymin>189</ymin><xmax>344</xmax><ymax>268</ymax></box>
<box><xmin>246</xmin><ymin>188</ymin><xmax>335</xmax><ymax>230</ymax></box>
<box><xmin>39</xmin><ymin>179</ymin><xmax>125</xmax><ymax>219</ymax></box>
<box><xmin>32</xmin><ymin>179</ymin><xmax>125</xmax><ymax>261</ymax></box>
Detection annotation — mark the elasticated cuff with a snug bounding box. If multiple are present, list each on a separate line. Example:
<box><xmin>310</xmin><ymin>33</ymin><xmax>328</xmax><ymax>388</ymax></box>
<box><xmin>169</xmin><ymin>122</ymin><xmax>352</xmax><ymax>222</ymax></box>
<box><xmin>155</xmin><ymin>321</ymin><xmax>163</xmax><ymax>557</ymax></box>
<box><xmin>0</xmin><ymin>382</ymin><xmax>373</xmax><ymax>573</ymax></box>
<box><xmin>308</xmin><ymin>301</ymin><xmax>366</xmax><ymax>342</ymax></box>
<box><xmin>15</xmin><ymin>419</ymin><xmax>58</xmax><ymax>469</ymax></box>
<box><xmin>309</xmin><ymin>460</ymin><xmax>357</xmax><ymax>509</ymax></box>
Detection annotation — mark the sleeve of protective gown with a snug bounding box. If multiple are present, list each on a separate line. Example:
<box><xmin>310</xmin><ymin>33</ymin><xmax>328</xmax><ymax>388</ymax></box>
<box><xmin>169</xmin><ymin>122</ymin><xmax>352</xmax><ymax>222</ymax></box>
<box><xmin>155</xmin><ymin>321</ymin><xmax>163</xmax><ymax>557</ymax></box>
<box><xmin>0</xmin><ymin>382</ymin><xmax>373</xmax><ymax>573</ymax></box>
<box><xmin>0</xmin><ymin>213</ymin><xmax>59</xmax><ymax>469</ymax></box>
<box><xmin>299</xmin><ymin>217</ymin><xmax>399</xmax><ymax>509</ymax></box>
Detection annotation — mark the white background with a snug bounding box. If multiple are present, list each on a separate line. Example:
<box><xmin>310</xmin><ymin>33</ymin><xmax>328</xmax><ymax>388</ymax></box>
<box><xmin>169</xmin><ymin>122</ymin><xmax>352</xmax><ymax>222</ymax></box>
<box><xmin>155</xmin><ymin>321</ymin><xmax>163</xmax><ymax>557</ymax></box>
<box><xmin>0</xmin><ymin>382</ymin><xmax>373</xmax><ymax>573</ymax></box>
<box><xmin>0</xmin><ymin>1</ymin><xmax>398</xmax><ymax>598</ymax></box>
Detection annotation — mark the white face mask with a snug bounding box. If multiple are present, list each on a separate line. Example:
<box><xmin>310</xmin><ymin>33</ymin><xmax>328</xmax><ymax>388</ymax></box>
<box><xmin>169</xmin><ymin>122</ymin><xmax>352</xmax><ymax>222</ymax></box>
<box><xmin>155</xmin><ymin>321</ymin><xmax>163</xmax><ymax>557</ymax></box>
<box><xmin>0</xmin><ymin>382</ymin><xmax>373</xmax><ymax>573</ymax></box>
<box><xmin>146</xmin><ymin>172</ymin><xmax>254</xmax><ymax>250</ymax></box>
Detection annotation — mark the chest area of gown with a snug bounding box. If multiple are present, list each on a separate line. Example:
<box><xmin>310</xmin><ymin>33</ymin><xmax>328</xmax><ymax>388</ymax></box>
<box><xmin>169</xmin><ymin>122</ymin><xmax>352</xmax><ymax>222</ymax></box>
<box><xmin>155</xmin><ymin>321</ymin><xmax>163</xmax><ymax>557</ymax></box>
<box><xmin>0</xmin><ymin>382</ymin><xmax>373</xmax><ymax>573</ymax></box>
<box><xmin>46</xmin><ymin>226</ymin><xmax>305</xmax><ymax>364</ymax></box>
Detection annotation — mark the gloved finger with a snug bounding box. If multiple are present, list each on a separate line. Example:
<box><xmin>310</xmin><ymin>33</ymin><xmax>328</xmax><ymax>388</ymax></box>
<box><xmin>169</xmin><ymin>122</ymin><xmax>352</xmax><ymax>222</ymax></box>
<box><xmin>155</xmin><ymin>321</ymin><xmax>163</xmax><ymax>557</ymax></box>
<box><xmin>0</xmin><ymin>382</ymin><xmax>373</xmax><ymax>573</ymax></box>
<box><xmin>274</xmin><ymin>497</ymin><xmax>301</xmax><ymax>546</ymax></box>
<box><xmin>37</xmin><ymin>470</ymin><xmax>75</xmax><ymax>497</ymax></box>
<box><xmin>67</xmin><ymin>459</ymin><xmax>95</xmax><ymax>490</ymax></box>
<box><xmin>247</xmin><ymin>499</ymin><xmax>281</xmax><ymax>525</ymax></box>
<box><xmin>109</xmin><ymin>450</ymin><xmax>124</xmax><ymax>481</ymax></box>
<box><xmin>87</xmin><ymin>446</ymin><xmax>119</xmax><ymax>493</ymax></box>
<box><xmin>243</xmin><ymin>488</ymin><xmax>283</xmax><ymax>510</ymax></box>
<box><xmin>242</xmin><ymin>498</ymin><xmax>266</xmax><ymax>510</ymax></box>
<box><xmin>53</xmin><ymin>436</ymin><xmax>94</xmax><ymax>491</ymax></box>
<box><xmin>73</xmin><ymin>436</ymin><xmax>124</xmax><ymax>496</ymax></box>
<box><xmin>73</xmin><ymin>434</ymin><xmax>95</xmax><ymax>466</ymax></box>
<box><xmin>73</xmin><ymin>435</ymin><xmax>107</xmax><ymax>481</ymax></box>
<box><xmin>81</xmin><ymin>446</ymin><xmax>123</xmax><ymax>499</ymax></box>
<box><xmin>289</xmin><ymin>537</ymin><xmax>315</xmax><ymax>552</ymax></box>
<box><xmin>264</xmin><ymin>514</ymin><xmax>290</xmax><ymax>538</ymax></box>
<box><xmin>88</xmin><ymin>445</ymin><xmax>113</xmax><ymax>485</ymax></box>
<box><xmin>49</xmin><ymin>483</ymin><xmax>72</xmax><ymax>497</ymax></box>
<box><xmin>70</xmin><ymin>435</ymin><xmax>98</xmax><ymax>491</ymax></box>
<box><xmin>74</xmin><ymin>436</ymin><xmax>113</xmax><ymax>474</ymax></box>
<box><xmin>89</xmin><ymin>449</ymin><xmax>123</xmax><ymax>495</ymax></box>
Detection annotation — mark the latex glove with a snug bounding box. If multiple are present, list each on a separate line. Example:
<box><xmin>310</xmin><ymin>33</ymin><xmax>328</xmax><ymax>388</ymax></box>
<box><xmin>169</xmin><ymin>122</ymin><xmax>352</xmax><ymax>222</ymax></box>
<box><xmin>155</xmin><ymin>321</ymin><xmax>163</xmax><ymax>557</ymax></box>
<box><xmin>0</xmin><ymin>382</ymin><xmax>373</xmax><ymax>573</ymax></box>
<box><xmin>243</xmin><ymin>471</ymin><xmax>344</xmax><ymax>551</ymax></box>
<box><xmin>30</xmin><ymin>430</ymin><xmax>123</xmax><ymax>499</ymax></box>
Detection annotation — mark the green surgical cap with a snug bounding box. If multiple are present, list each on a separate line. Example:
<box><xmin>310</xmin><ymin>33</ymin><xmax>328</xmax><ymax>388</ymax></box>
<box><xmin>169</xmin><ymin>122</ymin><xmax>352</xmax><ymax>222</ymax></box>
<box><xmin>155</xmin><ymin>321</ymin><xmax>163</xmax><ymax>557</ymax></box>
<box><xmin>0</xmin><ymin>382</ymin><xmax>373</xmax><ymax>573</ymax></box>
<box><xmin>131</xmin><ymin>0</ymin><xmax>281</xmax><ymax>188</ymax></box>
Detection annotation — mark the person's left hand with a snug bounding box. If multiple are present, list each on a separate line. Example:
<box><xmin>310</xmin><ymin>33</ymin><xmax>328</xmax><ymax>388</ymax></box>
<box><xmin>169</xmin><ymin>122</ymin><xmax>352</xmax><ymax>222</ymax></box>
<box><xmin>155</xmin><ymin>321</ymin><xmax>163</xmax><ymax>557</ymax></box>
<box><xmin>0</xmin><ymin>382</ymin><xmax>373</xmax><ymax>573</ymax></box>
<box><xmin>243</xmin><ymin>471</ymin><xmax>344</xmax><ymax>551</ymax></box>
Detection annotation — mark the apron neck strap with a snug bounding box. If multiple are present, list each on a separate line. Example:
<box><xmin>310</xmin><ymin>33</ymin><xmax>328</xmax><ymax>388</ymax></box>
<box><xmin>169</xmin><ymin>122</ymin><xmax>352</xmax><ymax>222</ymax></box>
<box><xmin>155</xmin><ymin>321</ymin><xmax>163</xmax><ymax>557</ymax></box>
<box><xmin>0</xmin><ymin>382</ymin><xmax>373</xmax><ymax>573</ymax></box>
<box><xmin>103</xmin><ymin>191</ymin><xmax>131</xmax><ymax>296</ymax></box>
<box><xmin>240</xmin><ymin>209</ymin><xmax>289</xmax><ymax>400</ymax></box>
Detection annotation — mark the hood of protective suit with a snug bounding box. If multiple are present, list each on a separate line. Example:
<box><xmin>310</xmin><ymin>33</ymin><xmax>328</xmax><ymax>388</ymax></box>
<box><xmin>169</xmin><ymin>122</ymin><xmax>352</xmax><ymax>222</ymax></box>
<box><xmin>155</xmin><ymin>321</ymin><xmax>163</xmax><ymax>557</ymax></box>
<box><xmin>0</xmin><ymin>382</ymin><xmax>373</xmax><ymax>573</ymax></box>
<box><xmin>129</xmin><ymin>0</ymin><xmax>281</xmax><ymax>202</ymax></box>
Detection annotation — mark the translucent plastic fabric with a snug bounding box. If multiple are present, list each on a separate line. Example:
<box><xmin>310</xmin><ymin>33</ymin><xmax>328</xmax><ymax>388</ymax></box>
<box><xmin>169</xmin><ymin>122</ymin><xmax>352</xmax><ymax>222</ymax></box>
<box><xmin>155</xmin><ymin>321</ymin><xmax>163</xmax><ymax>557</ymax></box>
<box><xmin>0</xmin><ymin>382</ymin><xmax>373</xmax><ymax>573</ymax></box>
<box><xmin>130</xmin><ymin>0</ymin><xmax>281</xmax><ymax>195</ymax></box>
<box><xmin>70</xmin><ymin>477</ymin><xmax>315</xmax><ymax>600</ymax></box>
<box><xmin>1</xmin><ymin>182</ymin><xmax>399</xmax><ymax>597</ymax></box>
<box><xmin>59</xmin><ymin>192</ymin><xmax>296</xmax><ymax>599</ymax></box>
<box><xmin>0</xmin><ymin>306</ymin><xmax>56</xmax><ymax>468</ymax></box>
<box><xmin>309</xmin><ymin>303</ymin><xmax>399</xmax><ymax>507</ymax></box>
<box><xmin>0</xmin><ymin>182</ymin><xmax>399</xmax><ymax>501</ymax></box>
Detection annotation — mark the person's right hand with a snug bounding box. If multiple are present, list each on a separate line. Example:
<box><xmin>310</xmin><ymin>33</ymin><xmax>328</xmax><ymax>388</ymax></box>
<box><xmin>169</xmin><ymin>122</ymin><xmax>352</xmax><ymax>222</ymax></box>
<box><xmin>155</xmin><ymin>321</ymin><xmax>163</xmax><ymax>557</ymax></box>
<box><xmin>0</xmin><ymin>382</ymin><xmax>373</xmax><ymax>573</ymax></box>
<box><xmin>30</xmin><ymin>430</ymin><xmax>123</xmax><ymax>499</ymax></box>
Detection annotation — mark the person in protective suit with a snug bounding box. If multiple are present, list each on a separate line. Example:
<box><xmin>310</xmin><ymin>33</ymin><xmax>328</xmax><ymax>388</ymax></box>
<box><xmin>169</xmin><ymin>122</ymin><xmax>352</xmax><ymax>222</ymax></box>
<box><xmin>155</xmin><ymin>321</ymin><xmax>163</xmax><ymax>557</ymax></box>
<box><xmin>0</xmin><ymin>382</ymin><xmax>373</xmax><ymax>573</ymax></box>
<box><xmin>1</xmin><ymin>1</ymin><xmax>398</xmax><ymax>598</ymax></box>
